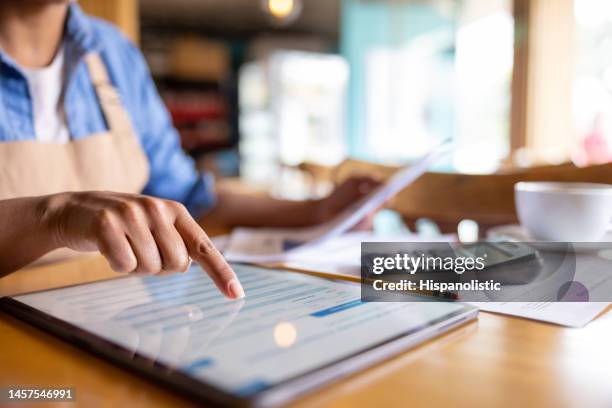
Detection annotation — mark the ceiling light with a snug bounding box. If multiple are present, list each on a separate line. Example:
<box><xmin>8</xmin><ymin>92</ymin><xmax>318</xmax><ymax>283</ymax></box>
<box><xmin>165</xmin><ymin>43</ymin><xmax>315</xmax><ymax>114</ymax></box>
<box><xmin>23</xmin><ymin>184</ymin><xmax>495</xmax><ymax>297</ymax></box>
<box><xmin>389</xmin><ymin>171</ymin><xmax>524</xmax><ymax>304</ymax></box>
<box><xmin>262</xmin><ymin>0</ymin><xmax>302</xmax><ymax>26</ymax></box>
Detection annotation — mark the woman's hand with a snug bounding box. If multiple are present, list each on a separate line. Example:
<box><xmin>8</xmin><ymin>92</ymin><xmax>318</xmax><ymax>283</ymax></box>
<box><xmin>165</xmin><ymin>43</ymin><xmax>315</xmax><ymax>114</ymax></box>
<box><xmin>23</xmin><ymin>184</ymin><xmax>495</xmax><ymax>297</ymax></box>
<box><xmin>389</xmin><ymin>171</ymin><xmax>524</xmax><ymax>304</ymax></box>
<box><xmin>42</xmin><ymin>191</ymin><xmax>244</xmax><ymax>299</ymax></box>
<box><xmin>313</xmin><ymin>176</ymin><xmax>382</xmax><ymax>225</ymax></box>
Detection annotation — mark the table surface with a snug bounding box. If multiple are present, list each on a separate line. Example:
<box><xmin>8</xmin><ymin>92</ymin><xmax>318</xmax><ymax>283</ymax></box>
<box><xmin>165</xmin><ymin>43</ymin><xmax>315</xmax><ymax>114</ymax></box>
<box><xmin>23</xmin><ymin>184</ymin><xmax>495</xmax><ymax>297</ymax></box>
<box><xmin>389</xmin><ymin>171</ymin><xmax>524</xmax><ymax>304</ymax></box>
<box><xmin>1</xmin><ymin>254</ymin><xmax>611</xmax><ymax>408</ymax></box>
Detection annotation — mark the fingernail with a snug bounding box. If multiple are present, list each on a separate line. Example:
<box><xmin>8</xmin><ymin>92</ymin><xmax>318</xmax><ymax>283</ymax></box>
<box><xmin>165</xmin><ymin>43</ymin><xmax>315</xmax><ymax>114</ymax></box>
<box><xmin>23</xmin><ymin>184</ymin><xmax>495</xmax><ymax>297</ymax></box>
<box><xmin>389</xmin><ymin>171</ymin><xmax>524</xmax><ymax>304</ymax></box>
<box><xmin>228</xmin><ymin>279</ymin><xmax>245</xmax><ymax>299</ymax></box>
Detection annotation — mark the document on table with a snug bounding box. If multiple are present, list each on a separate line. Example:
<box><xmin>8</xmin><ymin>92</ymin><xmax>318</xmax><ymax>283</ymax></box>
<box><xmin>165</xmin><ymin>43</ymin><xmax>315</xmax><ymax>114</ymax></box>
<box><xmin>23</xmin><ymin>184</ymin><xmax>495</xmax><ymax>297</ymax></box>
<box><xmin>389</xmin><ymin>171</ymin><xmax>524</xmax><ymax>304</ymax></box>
<box><xmin>467</xmin><ymin>250</ymin><xmax>612</xmax><ymax>327</ymax></box>
<box><xmin>224</xmin><ymin>145</ymin><xmax>451</xmax><ymax>263</ymax></box>
<box><xmin>265</xmin><ymin>231</ymin><xmax>608</xmax><ymax>327</ymax></box>
<box><xmin>468</xmin><ymin>302</ymin><xmax>608</xmax><ymax>328</ymax></box>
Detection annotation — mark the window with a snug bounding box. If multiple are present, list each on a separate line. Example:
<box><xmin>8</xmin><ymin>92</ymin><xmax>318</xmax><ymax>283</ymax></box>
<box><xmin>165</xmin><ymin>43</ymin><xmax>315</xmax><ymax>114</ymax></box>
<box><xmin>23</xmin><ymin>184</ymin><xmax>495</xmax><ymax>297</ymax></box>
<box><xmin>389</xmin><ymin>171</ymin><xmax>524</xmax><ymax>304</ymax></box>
<box><xmin>572</xmin><ymin>0</ymin><xmax>612</xmax><ymax>165</ymax></box>
<box><xmin>341</xmin><ymin>0</ymin><xmax>514</xmax><ymax>173</ymax></box>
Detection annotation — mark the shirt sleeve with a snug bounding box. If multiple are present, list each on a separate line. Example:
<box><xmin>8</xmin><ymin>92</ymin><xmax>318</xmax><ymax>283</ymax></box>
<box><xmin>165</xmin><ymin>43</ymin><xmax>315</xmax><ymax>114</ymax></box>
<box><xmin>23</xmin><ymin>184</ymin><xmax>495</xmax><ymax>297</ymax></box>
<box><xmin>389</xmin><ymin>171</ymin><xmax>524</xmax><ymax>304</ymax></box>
<box><xmin>115</xmin><ymin>41</ymin><xmax>217</xmax><ymax>218</ymax></box>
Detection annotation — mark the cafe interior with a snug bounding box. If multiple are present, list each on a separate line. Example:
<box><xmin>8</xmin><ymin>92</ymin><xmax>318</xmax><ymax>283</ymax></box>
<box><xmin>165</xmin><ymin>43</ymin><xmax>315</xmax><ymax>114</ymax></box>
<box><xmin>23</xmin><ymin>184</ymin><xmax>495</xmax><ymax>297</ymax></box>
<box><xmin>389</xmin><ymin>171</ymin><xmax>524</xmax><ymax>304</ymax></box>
<box><xmin>79</xmin><ymin>0</ymin><xmax>612</xmax><ymax>237</ymax></box>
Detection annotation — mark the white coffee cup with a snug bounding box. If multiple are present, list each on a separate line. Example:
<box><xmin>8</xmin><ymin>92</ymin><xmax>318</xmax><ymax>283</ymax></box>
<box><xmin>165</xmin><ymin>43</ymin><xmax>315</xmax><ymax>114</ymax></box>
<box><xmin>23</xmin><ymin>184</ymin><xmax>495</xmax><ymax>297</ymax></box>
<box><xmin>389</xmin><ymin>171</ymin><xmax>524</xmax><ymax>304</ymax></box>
<box><xmin>514</xmin><ymin>182</ymin><xmax>612</xmax><ymax>241</ymax></box>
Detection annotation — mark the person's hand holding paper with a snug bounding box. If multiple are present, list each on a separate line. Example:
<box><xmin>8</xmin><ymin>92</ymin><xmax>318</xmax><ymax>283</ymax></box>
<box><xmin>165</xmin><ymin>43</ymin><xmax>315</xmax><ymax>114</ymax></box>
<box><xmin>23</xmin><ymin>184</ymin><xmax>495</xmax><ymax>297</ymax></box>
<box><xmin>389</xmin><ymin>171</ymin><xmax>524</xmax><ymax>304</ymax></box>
<box><xmin>224</xmin><ymin>144</ymin><xmax>451</xmax><ymax>263</ymax></box>
<box><xmin>315</xmin><ymin>176</ymin><xmax>382</xmax><ymax>229</ymax></box>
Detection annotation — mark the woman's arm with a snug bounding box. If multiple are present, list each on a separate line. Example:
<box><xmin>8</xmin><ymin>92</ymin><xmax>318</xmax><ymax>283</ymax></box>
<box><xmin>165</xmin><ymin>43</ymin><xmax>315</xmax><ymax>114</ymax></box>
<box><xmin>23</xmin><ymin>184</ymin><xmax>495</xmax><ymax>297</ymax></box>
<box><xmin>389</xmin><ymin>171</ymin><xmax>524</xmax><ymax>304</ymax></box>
<box><xmin>0</xmin><ymin>196</ymin><xmax>61</xmax><ymax>273</ymax></box>
<box><xmin>200</xmin><ymin>176</ymin><xmax>380</xmax><ymax>228</ymax></box>
<box><xmin>0</xmin><ymin>192</ymin><xmax>244</xmax><ymax>299</ymax></box>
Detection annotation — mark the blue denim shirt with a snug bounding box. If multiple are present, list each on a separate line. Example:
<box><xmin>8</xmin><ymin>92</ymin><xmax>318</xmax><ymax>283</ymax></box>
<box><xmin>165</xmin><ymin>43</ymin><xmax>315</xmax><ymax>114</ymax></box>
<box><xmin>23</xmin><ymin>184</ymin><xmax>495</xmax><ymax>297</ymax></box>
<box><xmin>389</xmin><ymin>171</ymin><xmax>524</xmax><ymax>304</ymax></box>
<box><xmin>0</xmin><ymin>3</ymin><xmax>215</xmax><ymax>217</ymax></box>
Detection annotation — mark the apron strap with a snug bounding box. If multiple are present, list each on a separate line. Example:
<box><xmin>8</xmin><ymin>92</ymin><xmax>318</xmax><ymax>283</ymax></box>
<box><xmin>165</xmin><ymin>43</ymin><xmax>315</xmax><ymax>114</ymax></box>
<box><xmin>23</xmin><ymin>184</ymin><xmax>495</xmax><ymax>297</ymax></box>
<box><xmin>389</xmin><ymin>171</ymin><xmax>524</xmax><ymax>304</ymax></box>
<box><xmin>85</xmin><ymin>53</ymin><xmax>135</xmax><ymax>136</ymax></box>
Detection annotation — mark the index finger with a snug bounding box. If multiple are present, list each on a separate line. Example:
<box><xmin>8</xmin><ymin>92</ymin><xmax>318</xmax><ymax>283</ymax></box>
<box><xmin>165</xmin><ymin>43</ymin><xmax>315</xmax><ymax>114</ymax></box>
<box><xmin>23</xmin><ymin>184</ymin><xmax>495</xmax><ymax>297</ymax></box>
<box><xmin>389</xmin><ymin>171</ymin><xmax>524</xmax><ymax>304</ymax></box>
<box><xmin>174</xmin><ymin>211</ymin><xmax>245</xmax><ymax>299</ymax></box>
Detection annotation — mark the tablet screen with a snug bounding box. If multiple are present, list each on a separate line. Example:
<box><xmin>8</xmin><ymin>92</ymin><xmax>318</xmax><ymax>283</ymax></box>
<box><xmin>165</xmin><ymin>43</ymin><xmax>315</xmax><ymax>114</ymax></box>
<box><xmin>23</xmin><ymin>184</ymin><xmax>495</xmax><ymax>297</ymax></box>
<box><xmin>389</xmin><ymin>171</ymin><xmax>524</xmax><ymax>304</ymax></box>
<box><xmin>12</xmin><ymin>264</ymin><xmax>468</xmax><ymax>397</ymax></box>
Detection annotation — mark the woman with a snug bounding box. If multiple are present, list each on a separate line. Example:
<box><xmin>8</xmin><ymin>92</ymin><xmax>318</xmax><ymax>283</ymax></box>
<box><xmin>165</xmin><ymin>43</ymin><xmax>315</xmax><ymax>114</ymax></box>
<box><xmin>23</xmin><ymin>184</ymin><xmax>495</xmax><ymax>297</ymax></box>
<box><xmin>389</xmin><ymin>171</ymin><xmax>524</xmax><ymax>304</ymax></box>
<box><xmin>0</xmin><ymin>1</ymin><xmax>377</xmax><ymax>299</ymax></box>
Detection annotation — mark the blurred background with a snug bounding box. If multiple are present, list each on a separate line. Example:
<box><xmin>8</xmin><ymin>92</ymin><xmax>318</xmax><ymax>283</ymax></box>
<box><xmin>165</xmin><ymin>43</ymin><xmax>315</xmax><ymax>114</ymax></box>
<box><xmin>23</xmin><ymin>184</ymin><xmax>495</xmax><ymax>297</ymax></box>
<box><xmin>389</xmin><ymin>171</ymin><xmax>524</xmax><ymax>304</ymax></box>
<box><xmin>81</xmin><ymin>0</ymin><xmax>612</xmax><ymax>200</ymax></box>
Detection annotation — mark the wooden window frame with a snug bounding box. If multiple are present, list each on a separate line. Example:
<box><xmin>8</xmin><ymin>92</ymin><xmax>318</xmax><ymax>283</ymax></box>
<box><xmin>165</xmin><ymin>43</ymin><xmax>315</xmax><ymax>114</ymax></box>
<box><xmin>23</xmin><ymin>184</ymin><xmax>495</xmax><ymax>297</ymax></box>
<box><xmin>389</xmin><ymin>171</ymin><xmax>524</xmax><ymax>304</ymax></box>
<box><xmin>510</xmin><ymin>0</ymin><xmax>575</xmax><ymax>166</ymax></box>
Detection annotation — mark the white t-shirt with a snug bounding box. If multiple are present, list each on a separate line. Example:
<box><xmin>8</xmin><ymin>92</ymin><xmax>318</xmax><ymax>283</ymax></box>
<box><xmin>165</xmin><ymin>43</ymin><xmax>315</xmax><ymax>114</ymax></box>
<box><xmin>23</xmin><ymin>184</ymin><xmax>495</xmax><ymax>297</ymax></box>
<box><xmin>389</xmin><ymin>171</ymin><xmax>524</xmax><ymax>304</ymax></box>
<box><xmin>21</xmin><ymin>46</ymin><xmax>70</xmax><ymax>143</ymax></box>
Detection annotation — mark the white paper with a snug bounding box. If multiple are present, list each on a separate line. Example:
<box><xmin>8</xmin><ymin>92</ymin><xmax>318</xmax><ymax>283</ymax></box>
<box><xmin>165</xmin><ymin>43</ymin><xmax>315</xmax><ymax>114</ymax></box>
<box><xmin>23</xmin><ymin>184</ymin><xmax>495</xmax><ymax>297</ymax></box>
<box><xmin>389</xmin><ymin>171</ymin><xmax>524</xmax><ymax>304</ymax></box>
<box><xmin>224</xmin><ymin>144</ymin><xmax>451</xmax><ymax>263</ymax></box>
<box><xmin>468</xmin><ymin>302</ymin><xmax>608</xmax><ymax>328</ymax></box>
<box><xmin>466</xmin><ymin>250</ymin><xmax>612</xmax><ymax>327</ymax></box>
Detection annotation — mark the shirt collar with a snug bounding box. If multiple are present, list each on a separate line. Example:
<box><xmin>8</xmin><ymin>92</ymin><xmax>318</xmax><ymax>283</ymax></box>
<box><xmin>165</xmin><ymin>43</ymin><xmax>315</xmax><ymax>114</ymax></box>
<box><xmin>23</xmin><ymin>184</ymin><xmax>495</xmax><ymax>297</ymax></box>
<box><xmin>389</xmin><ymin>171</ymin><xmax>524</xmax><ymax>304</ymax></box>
<box><xmin>64</xmin><ymin>2</ymin><xmax>102</xmax><ymax>54</ymax></box>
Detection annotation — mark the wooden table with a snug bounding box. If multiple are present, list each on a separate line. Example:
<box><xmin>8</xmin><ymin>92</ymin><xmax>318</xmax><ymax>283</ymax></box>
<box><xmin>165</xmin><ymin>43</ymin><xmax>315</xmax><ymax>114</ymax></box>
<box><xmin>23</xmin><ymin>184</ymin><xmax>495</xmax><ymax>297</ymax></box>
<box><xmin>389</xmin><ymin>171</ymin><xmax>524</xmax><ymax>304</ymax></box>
<box><xmin>1</xmin><ymin>255</ymin><xmax>611</xmax><ymax>408</ymax></box>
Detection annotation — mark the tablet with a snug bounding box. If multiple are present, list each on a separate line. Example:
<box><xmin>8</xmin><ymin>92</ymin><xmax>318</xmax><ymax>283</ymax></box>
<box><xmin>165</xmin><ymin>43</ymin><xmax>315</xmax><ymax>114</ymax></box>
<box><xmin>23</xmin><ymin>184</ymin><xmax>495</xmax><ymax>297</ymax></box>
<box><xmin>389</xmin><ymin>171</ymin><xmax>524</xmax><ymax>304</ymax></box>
<box><xmin>0</xmin><ymin>263</ymin><xmax>477</xmax><ymax>407</ymax></box>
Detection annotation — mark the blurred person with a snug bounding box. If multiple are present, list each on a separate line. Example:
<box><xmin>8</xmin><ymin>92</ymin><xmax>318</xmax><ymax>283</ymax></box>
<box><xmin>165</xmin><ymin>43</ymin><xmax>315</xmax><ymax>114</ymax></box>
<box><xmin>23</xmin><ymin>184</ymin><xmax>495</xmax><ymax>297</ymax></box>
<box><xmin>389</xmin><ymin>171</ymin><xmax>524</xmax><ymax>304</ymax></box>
<box><xmin>0</xmin><ymin>0</ymin><xmax>378</xmax><ymax>299</ymax></box>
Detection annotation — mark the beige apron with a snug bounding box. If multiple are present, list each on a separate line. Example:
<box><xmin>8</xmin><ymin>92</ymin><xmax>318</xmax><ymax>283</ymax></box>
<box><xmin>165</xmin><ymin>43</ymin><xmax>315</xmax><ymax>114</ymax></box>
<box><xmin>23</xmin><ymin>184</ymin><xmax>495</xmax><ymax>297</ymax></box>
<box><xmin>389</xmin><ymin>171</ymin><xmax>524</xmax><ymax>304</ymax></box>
<box><xmin>0</xmin><ymin>53</ymin><xmax>150</xmax><ymax>267</ymax></box>
<box><xmin>0</xmin><ymin>53</ymin><xmax>149</xmax><ymax>198</ymax></box>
